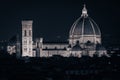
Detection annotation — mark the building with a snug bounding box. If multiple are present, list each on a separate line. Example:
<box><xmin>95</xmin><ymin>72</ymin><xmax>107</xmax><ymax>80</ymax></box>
<box><xmin>22</xmin><ymin>21</ymin><xmax>33</xmax><ymax>57</ymax></box>
<box><xmin>7</xmin><ymin>5</ymin><xmax>108</xmax><ymax>58</ymax></box>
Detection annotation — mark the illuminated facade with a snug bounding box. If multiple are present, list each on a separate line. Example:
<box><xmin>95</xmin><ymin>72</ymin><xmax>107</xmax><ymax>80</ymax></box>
<box><xmin>7</xmin><ymin>5</ymin><xmax>108</xmax><ymax>58</ymax></box>
<box><xmin>22</xmin><ymin>21</ymin><xmax>33</xmax><ymax>57</ymax></box>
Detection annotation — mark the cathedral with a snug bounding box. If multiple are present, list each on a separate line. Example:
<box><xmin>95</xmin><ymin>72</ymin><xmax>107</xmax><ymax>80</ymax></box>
<box><xmin>7</xmin><ymin>5</ymin><xmax>108</xmax><ymax>58</ymax></box>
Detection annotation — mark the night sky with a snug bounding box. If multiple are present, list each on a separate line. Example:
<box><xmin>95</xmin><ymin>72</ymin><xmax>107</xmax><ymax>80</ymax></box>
<box><xmin>0</xmin><ymin>0</ymin><xmax>120</xmax><ymax>42</ymax></box>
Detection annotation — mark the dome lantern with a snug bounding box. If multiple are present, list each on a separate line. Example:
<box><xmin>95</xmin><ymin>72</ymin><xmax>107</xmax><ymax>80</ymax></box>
<box><xmin>81</xmin><ymin>4</ymin><xmax>88</xmax><ymax>18</ymax></box>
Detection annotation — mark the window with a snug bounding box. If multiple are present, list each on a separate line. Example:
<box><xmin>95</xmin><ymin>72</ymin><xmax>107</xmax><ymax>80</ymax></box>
<box><xmin>24</xmin><ymin>40</ymin><xmax>27</xmax><ymax>44</ymax></box>
<box><xmin>55</xmin><ymin>47</ymin><xmax>57</xmax><ymax>49</ymax></box>
<box><xmin>29</xmin><ymin>50</ymin><xmax>31</xmax><ymax>54</ymax></box>
<box><xmin>24</xmin><ymin>48</ymin><xmax>27</xmax><ymax>51</ymax></box>
<box><xmin>24</xmin><ymin>30</ymin><xmax>27</xmax><ymax>36</ymax></box>
<box><xmin>29</xmin><ymin>41</ymin><xmax>31</xmax><ymax>44</ymax></box>
<box><xmin>29</xmin><ymin>48</ymin><xmax>31</xmax><ymax>50</ymax></box>
<box><xmin>45</xmin><ymin>47</ymin><xmax>48</xmax><ymax>49</ymax></box>
<box><xmin>29</xmin><ymin>30</ymin><xmax>32</xmax><ymax>36</ymax></box>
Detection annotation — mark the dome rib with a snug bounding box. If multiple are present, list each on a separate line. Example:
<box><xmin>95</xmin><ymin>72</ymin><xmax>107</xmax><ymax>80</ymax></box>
<box><xmin>89</xmin><ymin>18</ymin><xmax>96</xmax><ymax>44</ymax></box>
<box><xmin>89</xmin><ymin>17</ymin><xmax>101</xmax><ymax>36</ymax></box>
<box><xmin>81</xmin><ymin>17</ymin><xmax>85</xmax><ymax>42</ymax></box>
<box><xmin>70</xmin><ymin>17</ymin><xmax>81</xmax><ymax>36</ymax></box>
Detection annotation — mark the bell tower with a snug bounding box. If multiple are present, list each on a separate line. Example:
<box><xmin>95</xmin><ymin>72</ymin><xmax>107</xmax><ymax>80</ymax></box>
<box><xmin>22</xmin><ymin>20</ymin><xmax>33</xmax><ymax>57</ymax></box>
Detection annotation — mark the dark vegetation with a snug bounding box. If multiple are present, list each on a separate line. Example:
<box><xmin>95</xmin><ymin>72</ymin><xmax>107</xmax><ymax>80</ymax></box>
<box><xmin>0</xmin><ymin>50</ymin><xmax>120</xmax><ymax>80</ymax></box>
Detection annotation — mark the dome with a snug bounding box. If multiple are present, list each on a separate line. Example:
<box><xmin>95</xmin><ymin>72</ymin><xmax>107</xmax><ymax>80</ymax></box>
<box><xmin>70</xmin><ymin>17</ymin><xmax>101</xmax><ymax>35</ymax></box>
<box><xmin>69</xmin><ymin>5</ymin><xmax>101</xmax><ymax>46</ymax></box>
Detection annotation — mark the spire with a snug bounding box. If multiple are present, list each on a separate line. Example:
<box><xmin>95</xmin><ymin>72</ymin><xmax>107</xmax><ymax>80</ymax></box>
<box><xmin>81</xmin><ymin>4</ymin><xmax>88</xmax><ymax>17</ymax></box>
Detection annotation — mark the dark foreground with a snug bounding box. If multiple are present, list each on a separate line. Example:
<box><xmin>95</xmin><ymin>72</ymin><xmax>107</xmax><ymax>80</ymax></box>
<box><xmin>0</xmin><ymin>51</ymin><xmax>120</xmax><ymax>80</ymax></box>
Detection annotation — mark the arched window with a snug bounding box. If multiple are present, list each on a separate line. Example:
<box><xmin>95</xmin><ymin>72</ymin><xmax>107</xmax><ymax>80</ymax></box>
<box><xmin>24</xmin><ymin>40</ymin><xmax>27</xmax><ymax>44</ymax></box>
<box><xmin>29</xmin><ymin>30</ymin><xmax>32</xmax><ymax>36</ymax></box>
<box><xmin>76</xmin><ymin>40</ymin><xmax>80</xmax><ymax>44</ymax></box>
<box><xmin>24</xmin><ymin>48</ymin><xmax>27</xmax><ymax>51</ymax></box>
<box><xmin>45</xmin><ymin>47</ymin><xmax>48</xmax><ymax>49</ymax></box>
<box><xmin>24</xmin><ymin>30</ymin><xmax>27</xmax><ymax>36</ymax></box>
<box><xmin>55</xmin><ymin>47</ymin><xmax>57</xmax><ymax>50</ymax></box>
